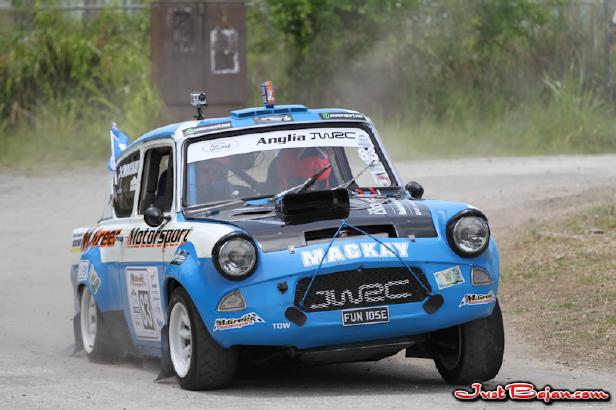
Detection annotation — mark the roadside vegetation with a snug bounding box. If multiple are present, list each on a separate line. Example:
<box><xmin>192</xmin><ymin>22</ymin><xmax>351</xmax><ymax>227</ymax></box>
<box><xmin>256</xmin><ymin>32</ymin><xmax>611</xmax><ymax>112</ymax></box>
<box><xmin>501</xmin><ymin>204</ymin><xmax>616</xmax><ymax>369</ymax></box>
<box><xmin>0</xmin><ymin>3</ymin><xmax>159</xmax><ymax>167</ymax></box>
<box><xmin>2</xmin><ymin>0</ymin><xmax>616</xmax><ymax>166</ymax></box>
<box><xmin>250</xmin><ymin>0</ymin><xmax>616</xmax><ymax>159</ymax></box>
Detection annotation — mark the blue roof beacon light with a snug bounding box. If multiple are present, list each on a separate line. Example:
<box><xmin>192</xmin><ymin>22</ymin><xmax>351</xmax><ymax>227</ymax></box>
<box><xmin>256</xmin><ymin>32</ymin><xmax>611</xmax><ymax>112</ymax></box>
<box><xmin>261</xmin><ymin>80</ymin><xmax>276</xmax><ymax>108</ymax></box>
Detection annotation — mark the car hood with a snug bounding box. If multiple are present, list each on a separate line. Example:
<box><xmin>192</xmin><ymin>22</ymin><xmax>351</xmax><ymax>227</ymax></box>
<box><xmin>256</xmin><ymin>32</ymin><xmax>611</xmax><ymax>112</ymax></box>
<box><xmin>185</xmin><ymin>197</ymin><xmax>437</xmax><ymax>252</ymax></box>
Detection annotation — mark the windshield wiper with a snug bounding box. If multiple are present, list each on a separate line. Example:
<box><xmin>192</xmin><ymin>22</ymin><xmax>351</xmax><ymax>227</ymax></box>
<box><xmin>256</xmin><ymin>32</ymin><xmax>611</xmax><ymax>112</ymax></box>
<box><xmin>269</xmin><ymin>163</ymin><xmax>332</xmax><ymax>202</ymax></box>
<box><xmin>184</xmin><ymin>199</ymin><xmax>245</xmax><ymax>217</ymax></box>
<box><xmin>332</xmin><ymin>160</ymin><xmax>375</xmax><ymax>190</ymax></box>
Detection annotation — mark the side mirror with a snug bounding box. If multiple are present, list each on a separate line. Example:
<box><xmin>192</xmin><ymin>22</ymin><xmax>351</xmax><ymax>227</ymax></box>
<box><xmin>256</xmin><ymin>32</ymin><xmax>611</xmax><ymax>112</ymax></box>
<box><xmin>405</xmin><ymin>181</ymin><xmax>424</xmax><ymax>200</ymax></box>
<box><xmin>144</xmin><ymin>204</ymin><xmax>168</xmax><ymax>227</ymax></box>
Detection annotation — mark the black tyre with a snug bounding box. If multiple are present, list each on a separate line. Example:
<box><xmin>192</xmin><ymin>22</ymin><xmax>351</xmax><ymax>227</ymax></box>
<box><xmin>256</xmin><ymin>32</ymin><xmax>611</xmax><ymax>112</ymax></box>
<box><xmin>79</xmin><ymin>287</ymin><xmax>118</xmax><ymax>362</ymax></box>
<box><xmin>168</xmin><ymin>287</ymin><xmax>238</xmax><ymax>390</ymax></box>
<box><xmin>432</xmin><ymin>300</ymin><xmax>504</xmax><ymax>384</ymax></box>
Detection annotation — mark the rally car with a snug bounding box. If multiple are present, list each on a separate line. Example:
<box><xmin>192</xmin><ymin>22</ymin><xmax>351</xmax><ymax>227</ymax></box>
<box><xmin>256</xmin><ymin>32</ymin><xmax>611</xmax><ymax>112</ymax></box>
<box><xmin>70</xmin><ymin>83</ymin><xmax>504</xmax><ymax>390</ymax></box>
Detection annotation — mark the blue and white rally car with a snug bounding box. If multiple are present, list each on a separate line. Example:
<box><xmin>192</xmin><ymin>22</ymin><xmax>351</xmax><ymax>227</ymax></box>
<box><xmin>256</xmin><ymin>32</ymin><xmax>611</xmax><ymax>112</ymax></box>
<box><xmin>70</xmin><ymin>83</ymin><xmax>504</xmax><ymax>390</ymax></box>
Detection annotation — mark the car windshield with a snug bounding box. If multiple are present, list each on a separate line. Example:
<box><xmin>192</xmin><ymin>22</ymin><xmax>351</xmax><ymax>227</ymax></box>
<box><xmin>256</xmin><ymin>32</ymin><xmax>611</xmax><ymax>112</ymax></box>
<box><xmin>184</xmin><ymin>125</ymin><xmax>396</xmax><ymax>207</ymax></box>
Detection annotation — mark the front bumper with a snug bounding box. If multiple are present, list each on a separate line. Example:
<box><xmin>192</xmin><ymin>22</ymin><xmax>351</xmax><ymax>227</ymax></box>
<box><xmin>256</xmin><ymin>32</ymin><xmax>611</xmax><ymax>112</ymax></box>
<box><xmin>190</xmin><ymin>237</ymin><xmax>499</xmax><ymax>349</ymax></box>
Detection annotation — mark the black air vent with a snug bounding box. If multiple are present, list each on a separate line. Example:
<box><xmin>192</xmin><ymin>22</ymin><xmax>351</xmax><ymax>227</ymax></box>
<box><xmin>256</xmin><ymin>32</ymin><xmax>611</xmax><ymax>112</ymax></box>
<box><xmin>305</xmin><ymin>224</ymin><xmax>397</xmax><ymax>243</ymax></box>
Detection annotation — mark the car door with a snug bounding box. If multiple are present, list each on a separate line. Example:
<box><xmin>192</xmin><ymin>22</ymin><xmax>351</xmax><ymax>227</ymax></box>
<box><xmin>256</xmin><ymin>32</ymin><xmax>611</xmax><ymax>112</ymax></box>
<box><xmin>121</xmin><ymin>142</ymin><xmax>176</xmax><ymax>351</ymax></box>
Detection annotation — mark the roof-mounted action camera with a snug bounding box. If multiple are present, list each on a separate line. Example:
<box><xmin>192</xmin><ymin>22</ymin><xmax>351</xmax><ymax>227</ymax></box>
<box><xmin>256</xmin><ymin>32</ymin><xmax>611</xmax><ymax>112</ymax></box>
<box><xmin>190</xmin><ymin>92</ymin><xmax>207</xmax><ymax>120</ymax></box>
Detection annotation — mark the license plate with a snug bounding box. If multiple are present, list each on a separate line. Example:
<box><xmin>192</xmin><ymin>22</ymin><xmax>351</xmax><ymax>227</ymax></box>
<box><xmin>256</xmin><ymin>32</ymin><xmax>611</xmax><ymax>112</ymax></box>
<box><xmin>341</xmin><ymin>306</ymin><xmax>389</xmax><ymax>326</ymax></box>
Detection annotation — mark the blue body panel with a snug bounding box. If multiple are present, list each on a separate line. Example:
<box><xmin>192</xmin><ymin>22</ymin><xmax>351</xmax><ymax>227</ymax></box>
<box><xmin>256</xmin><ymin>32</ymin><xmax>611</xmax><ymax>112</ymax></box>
<box><xmin>164</xmin><ymin>200</ymin><xmax>500</xmax><ymax>350</ymax></box>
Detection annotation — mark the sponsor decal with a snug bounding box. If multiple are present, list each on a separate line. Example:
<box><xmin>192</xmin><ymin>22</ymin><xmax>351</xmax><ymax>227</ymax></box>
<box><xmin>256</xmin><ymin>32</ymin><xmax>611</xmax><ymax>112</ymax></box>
<box><xmin>320</xmin><ymin>112</ymin><xmax>366</xmax><ymax>121</ymax></box>
<box><xmin>201</xmin><ymin>140</ymin><xmax>239</xmax><ymax>154</ymax></box>
<box><xmin>357</xmin><ymin>146</ymin><xmax>391</xmax><ymax>186</ymax></box>
<box><xmin>119</xmin><ymin>160</ymin><xmax>139</xmax><ymax>178</ymax></box>
<box><xmin>184</xmin><ymin>121</ymin><xmax>232</xmax><ymax>136</ymax></box>
<box><xmin>367</xmin><ymin>201</ymin><xmax>387</xmax><ymax>215</ymax></box>
<box><xmin>434</xmin><ymin>266</ymin><xmax>464</xmax><ymax>290</ymax></box>
<box><xmin>375</xmin><ymin>173</ymin><xmax>391</xmax><ymax>187</ymax></box>
<box><xmin>71</xmin><ymin>237</ymin><xmax>82</xmax><ymax>249</ymax></box>
<box><xmin>389</xmin><ymin>200</ymin><xmax>408</xmax><ymax>216</ymax></box>
<box><xmin>126</xmin><ymin>227</ymin><xmax>191</xmax><ymax>249</ymax></box>
<box><xmin>459</xmin><ymin>290</ymin><xmax>495</xmax><ymax>307</ymax></box>
<box><xmin>272</xmin><ymin>322</ymin><xmax>291</xmax><ymax>329</ymax></box>
<box><xmin>125</xmin><ymin>267</ymin><xmax>165</xmax><ymax>340</ymax></box>
<box><xmin>453</xmin><ymin>382</ymin><xmax>610</xmax><ymax>404</ymax></box>
<box><xmin>300</xmin><ymin>241</ymin><xmax>409</xmax><ymax>267</ymax></box>
<box><xmin>81</xmin><ymin>228</ymin><xmax>122</xmax><ymax>251</ymax></box>
<box><xmin>170</xmin><ymin>250</ymin><xmax>189</xmax><ymax>265</ymax></box>
<box><xmin>88</xmin><ymin>266</ymin><xmax>101</xmax><ymax>294</ymax></box>
<box><xmin>77</xmin><ymin>260</ymin><xmax>90</xmax><ymax>282</ymax></box>
<box><xmin>309</xmin><ymin>279</ymin><xmax>412</xmax><ymax>310</ymax></box>
<box><xmin>187</xmin><ymin>127</ymin><xmax>373</xmax><ymax>163</ymax></box>
<box><xmin>256</xmin><ymin>130</ymin><xmax>358</xmax><ymax>146</ymax></box>
<box><xmin>214</xmin><ymin>312</ymin><xmax>265</xmax><ymax>331</ymax></box>
<box><xmin>253</xmin><ymin>114</ymin><xmax>293</xmax><ymax>123</ymax></box>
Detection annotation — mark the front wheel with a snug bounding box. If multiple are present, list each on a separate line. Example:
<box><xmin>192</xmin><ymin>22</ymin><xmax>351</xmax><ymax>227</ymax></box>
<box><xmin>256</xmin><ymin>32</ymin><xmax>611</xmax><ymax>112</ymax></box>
<box><xmin>168</xmin><ymin>287</ymin><xmax>238</xmax><ymax>390</ymax></box>
<box><xmin>432</xmin><ymin>300</ymin><xmax>504</xmax><ymax>384</ymax></box>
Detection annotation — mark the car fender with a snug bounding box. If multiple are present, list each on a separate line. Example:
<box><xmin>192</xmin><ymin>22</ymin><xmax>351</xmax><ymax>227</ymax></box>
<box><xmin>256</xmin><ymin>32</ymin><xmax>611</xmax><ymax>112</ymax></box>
<box><xmin>162</xmin><ymin>223</ymin><xmax>239</xmax><ymax>334</ymax></box>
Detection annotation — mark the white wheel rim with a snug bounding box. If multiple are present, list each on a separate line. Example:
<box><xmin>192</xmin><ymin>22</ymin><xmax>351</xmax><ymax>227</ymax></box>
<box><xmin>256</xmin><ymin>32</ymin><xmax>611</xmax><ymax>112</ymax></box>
<box><xmin>80</xmin><ymin>288</ymin><xmax>97</xmax><ymax>354</ymax></box>
<box><xmin>169</xmin><ymin>302</ymin><xmax>192</xmax><ymax>378</ymax></box>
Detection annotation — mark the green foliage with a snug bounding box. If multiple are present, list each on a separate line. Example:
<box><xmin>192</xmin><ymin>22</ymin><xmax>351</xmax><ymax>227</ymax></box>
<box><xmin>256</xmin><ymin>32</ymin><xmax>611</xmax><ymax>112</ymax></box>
<box><xmin>253</xmin><ymin>0</ymin><xmax>420</xmax><ymax>104</ymax></box>
<box><xmin>2</xmin><ymin>0</ymin><xmax>616</xmax><ymax>168</ymax></box>
<box><xmin>0</xmin><ymin>3</ymin><xmax>160</xmax><ymax>167</ymax></box>
<box><xmin>248</xmin><ymin>0</ymin><xmax>616</xmax><ymax>157</ymax></box>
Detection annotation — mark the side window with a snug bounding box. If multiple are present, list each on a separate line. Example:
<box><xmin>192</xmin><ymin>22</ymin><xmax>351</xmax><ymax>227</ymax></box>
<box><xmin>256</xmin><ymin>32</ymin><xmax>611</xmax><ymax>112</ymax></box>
<box><xmin>114</xmin><ymin>152</ymin><xmax>140</xmax><ymax>218</ymax></box>
<box><xmin>139</xmin><ymin>146</ymin><xmax>174</xmax><ymax>214</ymax></box>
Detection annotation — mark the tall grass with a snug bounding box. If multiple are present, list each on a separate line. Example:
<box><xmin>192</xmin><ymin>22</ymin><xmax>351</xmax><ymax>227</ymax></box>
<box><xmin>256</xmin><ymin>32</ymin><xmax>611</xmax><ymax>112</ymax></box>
<box><xmin>378</xmin><ymin>75</ymin><xmax>616</xmax><ymax>159</ymax></box>
<box><xmin>0</xmin><ymin>5</ymin><xmax>161</xmax><ymax>168</ymax></box>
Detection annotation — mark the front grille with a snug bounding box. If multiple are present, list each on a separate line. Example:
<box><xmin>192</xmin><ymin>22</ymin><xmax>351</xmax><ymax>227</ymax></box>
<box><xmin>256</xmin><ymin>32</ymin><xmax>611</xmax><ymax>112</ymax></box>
<box><xmin>295</xmin><ymin>267</ymin><xmax>431</xmax><ymax>312</ymax></box>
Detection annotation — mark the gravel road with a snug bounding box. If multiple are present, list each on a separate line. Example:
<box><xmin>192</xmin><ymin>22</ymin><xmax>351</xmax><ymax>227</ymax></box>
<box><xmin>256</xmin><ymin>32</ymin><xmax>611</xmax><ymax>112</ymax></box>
<box><xmin>0</xmin><ymin>155</ymin><xmax>615</xmax><ymax>409</ymax></box>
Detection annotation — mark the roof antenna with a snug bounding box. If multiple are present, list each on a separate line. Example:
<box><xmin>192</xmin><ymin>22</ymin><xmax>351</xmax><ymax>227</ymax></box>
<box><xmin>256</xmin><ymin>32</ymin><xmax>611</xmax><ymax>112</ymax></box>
<box><xmin>190</xmin><ymin>92</ymin><xmax>207</xmax><ymax>120</ymax></box>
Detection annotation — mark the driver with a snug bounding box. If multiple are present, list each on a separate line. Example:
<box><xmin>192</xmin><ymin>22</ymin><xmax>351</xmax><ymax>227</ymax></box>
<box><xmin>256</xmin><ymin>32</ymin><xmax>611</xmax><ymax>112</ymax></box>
<box><xmin>275</xmin><ymin>147</ymin><xmax>332</xmax><ymax>190</ymax></box>
<box><xmin>197</xmin><ymin>157</ymin><xmax>233</xmax><ymax>202</ymax></box>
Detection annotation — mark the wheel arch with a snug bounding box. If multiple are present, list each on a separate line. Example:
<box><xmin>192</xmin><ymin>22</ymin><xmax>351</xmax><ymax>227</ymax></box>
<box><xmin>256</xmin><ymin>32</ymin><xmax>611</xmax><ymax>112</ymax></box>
<box><xmin>165</xmin><ymin>277</ymin><xmax>182</xmax><ymax>303</ymax></box>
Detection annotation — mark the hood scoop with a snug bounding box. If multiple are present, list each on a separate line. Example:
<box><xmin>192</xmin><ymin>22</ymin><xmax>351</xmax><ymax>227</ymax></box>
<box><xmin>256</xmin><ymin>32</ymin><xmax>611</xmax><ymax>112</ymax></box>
<box><xmin>276</xmin><ymin>189</ymin><xmax>350</xmax><ymax>225</ymax></box>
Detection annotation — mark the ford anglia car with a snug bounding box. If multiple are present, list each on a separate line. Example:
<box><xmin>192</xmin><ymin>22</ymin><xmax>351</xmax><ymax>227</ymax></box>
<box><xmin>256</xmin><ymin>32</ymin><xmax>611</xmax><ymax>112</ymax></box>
<box><xmin>70</xmin><ymin>84</ymin><xmax>504</xmax><ymax>390</ymax></box>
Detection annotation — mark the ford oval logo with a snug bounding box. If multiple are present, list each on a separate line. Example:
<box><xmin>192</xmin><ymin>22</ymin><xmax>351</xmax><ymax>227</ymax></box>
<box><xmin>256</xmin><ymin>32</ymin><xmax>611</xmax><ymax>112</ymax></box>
<box><xmin>202</xmin><ymin>140</ymin><xmax>238</xmax><ymax>153</ymax></box>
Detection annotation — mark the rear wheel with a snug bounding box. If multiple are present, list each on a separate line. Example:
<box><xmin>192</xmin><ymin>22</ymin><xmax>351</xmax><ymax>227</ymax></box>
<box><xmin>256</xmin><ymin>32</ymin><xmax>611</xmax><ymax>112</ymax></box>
<box><xmin>80</xmin><ymin>287</ymin><xmax>116</xmax><ymax>361</ymax></box>
<box><xmin>168</xmin><ymin>287</ymin><xmax>238</xmax><ymax>390</ymax></box>
<box><xmin>432</xmin><ymin>300</ymin><xmax>504</xmax><ymax>384</ymax></box>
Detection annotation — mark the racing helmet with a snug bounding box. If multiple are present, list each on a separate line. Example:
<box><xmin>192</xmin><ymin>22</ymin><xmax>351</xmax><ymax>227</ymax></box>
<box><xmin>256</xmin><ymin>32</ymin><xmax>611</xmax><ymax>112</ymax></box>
<box><xmin>276</xmin><ymin>147</ymin><xmax>332</xmax><ymax>190</ymax></box>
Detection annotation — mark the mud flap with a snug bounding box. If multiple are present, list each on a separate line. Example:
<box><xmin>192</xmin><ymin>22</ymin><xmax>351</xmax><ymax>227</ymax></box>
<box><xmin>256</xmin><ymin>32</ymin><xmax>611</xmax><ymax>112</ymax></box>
<box><xmin>156</xmin><ymin>324</ymin><xmax>174</xmax><ymax>381</ymax></box>
<box><xmin>73</xmin><ymin>312</ymin><xmax>83</xmax><ymax>353</ymax></box>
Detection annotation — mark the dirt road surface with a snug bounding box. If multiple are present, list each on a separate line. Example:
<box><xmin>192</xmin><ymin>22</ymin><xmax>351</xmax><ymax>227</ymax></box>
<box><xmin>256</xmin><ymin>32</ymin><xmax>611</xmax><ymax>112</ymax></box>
<box><xmin>1</xmin><ymin>155</ymin><xmax>615</xmax><ymax>409</ymax></box>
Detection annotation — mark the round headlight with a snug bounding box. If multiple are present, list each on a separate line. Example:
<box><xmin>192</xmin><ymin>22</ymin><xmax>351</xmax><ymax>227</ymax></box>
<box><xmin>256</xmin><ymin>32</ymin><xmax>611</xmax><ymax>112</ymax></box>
<box><xmin>447</xmin><ymin>213</ymin><xmax>490</xmax><ymax>257</ymax></box>
<box><xmin>214</xmin><ymin>236</ymin><xmax>257</xmax><ymax>280</ymax></box>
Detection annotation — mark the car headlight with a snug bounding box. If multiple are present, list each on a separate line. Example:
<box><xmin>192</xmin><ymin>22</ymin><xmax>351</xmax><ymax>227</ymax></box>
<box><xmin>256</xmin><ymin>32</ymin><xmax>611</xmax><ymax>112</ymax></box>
<box><xmin>213</xmin><ymin>235</ymin><xmax>257</xmax><ymax>280</ymax></box>
<box><xmin>446</xmin><ymin>211</ymin><xmax>490</xmax><ymax>257</ymax></box>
